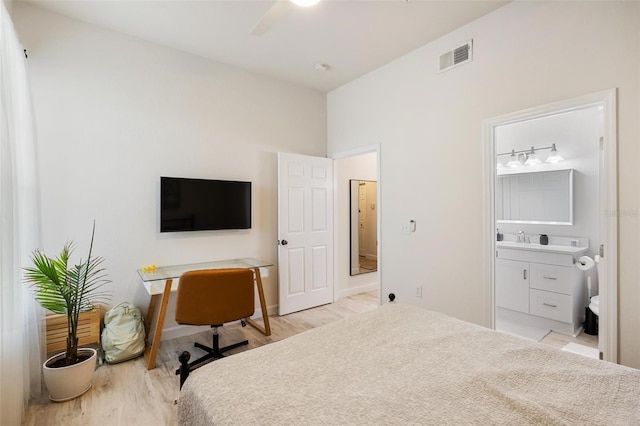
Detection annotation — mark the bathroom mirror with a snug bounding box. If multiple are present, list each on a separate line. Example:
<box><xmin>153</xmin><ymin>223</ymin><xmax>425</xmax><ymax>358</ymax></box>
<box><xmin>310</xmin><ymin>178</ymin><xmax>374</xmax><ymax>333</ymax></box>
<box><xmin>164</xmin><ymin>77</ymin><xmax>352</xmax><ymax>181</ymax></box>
<box><xmin>496</xmin><ymin>169</ymin><xmax>574</xmax><ymax>225</ymax></box>
<box><xmin>350</xmin><ymin>180</ymin><xmax>377</xmax><ymax>275</ymax></box>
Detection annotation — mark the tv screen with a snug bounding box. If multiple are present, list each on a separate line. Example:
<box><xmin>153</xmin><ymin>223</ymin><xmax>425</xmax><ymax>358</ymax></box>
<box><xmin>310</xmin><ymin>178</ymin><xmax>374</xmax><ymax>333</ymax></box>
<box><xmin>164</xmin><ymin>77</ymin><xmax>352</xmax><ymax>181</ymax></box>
<box><xmin>160</xmin><ymin>177</ymin><xmax>251</xmax><ymax>232</ymax></box>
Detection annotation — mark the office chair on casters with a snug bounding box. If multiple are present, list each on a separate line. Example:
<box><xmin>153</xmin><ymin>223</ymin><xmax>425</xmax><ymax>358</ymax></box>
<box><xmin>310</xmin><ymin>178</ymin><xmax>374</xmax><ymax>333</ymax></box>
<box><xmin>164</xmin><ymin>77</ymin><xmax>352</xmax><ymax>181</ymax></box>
<box><xmin>174</xmin><ymin>268</ymin><xmax>255</xmax><ymax>388</ymax></box>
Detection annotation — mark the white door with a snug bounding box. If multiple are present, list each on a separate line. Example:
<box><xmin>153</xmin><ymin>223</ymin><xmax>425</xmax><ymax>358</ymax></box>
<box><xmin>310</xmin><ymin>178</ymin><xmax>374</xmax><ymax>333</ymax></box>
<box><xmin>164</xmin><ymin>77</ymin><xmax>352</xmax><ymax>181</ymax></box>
<box><xmin>278</xmin><ymin>153</ymin><xmax>334</xmax><ymax>315</ymax></box>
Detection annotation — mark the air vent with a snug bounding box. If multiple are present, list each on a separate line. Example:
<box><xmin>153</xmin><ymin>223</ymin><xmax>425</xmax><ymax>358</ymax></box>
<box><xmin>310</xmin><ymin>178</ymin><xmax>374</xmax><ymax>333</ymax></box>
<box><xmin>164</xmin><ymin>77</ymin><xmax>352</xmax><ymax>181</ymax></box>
<box><xmin>439</xmin><ymin>40</ymin><xmax>473</xmax><ymax>73</ymax></box>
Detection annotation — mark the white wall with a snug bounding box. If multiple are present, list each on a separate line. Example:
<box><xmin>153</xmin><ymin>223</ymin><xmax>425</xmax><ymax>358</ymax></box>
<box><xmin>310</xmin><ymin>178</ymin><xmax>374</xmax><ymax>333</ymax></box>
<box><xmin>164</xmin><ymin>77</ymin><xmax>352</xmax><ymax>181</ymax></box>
<box><xmin>335</xmin><ymin>152</ymin><xmax>378</xmax><ymax>298</ymax></box>
<box><xmin>327</xmin><ymin>2</ymin><xmax>640</xmax><ymax>367</ymax></box>
<box><xmin>12</xmin><ymin>3</ymin><xmax>327</xmax><ymax>332</ymax></box>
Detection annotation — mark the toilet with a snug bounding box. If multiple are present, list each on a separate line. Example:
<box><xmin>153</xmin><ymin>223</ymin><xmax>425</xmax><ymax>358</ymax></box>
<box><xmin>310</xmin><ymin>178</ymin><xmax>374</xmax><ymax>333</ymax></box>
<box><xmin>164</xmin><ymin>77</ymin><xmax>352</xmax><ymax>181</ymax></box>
<box><xmin>589</xmin><ymin>294</ymin><xmax>600</xmax><ymax>316</ymax></box>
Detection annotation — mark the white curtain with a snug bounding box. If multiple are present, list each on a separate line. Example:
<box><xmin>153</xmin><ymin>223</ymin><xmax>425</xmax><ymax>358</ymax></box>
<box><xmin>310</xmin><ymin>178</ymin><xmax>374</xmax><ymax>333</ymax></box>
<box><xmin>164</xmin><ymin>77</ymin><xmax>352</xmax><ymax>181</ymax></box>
<box><xmin>0</xmin><ymin>2</ymin><xmax>44</xmax><ymax>425</ymax></box>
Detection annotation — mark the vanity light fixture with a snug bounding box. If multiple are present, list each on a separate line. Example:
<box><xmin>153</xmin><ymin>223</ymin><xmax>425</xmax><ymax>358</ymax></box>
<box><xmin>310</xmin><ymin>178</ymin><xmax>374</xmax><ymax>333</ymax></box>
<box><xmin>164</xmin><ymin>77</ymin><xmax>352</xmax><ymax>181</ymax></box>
<box><xmin>545</xmin><ymin>143</ymin><xmax>564</xmax><ymax>163</ymax></box>
<box><xmin>497</xmin><ymin>143</ymin><xmax>564</xmax><ymax>168</ymax></box>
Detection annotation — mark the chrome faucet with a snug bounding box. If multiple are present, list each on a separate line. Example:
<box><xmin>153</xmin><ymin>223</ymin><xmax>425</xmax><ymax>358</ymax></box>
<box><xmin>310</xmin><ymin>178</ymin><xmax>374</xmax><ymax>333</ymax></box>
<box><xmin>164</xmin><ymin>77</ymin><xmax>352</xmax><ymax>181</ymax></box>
<box><xmin>518</xmin><ymin>230</ymin><xmax>527</xmax><ymax>243</ymax></box>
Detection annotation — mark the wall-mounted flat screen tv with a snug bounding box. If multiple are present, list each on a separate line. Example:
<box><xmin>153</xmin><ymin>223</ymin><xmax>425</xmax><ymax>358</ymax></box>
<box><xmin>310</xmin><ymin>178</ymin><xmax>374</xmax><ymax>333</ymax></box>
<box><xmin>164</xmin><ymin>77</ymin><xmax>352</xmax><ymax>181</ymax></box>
<box><xmin>160</xmin><ymin>176</ymin><xmax>251</xmax><ymax>232</ymax></box>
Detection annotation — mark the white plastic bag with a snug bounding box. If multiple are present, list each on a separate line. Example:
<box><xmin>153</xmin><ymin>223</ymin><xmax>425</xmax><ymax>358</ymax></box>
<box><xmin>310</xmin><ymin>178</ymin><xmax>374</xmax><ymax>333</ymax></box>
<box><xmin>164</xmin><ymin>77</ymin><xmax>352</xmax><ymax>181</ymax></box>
<box><xmin>101</xmin><ymin>302</ymin><xmax>145</xmax><ymax>364</ymax></box>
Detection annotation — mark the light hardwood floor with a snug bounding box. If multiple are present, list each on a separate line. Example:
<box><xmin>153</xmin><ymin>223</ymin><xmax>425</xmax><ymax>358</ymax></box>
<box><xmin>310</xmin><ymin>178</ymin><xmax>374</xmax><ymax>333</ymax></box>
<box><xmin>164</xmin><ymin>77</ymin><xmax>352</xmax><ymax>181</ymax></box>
<box><xmin>541</xmin><ymin>329</ymin><xmax>598</xmax><ymax>351</ymax></box>
<box><xmin>24</xmin><ymin>291</ymin><xmax>379</xmax><ymax>425</ymax></box>
<box><xmin>24</xmin><ymin>291</ymin><xmax>598</xmax><ymax>425</ymax></box>
<box><xmin>358</xmin><ymin>256</ymin><xmax>377</xmax><ymax>274</ymax></box>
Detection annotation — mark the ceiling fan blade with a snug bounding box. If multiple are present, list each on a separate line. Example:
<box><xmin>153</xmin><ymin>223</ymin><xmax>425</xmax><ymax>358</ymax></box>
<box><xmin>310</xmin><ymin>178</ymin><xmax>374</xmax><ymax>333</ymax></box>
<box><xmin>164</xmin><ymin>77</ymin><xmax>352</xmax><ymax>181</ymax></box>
<box><xmin>250</xmin><ymin>0</ymin><xmax>293</xmax><ymax>36</ymax></box>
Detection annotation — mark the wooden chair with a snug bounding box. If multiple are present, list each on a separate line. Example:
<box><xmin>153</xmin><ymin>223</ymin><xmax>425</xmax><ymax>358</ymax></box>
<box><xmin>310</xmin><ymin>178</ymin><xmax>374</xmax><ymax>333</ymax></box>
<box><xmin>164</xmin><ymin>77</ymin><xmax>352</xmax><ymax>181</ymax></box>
<box><xmin>174</xmin><ymin>268</ymin><xmax>255</xmax><ymax>388</ymax></box>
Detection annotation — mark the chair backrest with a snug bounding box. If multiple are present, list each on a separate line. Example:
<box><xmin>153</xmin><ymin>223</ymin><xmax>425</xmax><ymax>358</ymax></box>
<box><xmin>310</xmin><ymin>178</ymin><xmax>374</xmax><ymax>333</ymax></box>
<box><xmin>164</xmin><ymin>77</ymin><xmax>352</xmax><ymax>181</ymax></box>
<box><xmin>175</xmin><ymin>268</ymin><xmax>255</xmax><ymax>326</ymax></box>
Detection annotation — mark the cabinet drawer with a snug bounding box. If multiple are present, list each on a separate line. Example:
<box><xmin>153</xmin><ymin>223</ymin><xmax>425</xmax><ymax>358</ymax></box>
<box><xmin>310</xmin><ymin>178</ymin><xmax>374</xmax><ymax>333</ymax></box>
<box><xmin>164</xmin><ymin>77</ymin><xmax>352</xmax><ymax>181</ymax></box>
<box><xmin>529</xmin><ymin>263</ymin><xmax>572</xmax><ymax>295</ymax></box>
<box><xmin>529</xmin><ymin>289</ymin><xmax>572</xmax><ymax>322</ymax></box>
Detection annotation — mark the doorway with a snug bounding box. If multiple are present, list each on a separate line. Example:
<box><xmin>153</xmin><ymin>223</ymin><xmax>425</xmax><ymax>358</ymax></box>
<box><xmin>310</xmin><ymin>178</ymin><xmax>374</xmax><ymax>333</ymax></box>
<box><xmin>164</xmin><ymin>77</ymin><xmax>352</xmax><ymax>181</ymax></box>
<box><xmin>333</xmin><ymin>147</ymin><xmax>380</xmax><ymax>303</ymax></box>
<box><xmin>483</xmin><ymin>90</ymin><xmax>618</xmax><ymax>362</ymax></box>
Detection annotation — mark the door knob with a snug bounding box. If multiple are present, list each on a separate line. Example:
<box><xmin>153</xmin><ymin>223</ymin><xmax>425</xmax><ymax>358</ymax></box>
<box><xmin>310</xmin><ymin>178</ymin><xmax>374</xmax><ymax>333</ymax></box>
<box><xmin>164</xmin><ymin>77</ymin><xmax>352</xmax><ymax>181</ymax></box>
<box><xmin>281</xmin><ymin>240</ymin><xmax>288</xmax><ymax>246</ymax></box>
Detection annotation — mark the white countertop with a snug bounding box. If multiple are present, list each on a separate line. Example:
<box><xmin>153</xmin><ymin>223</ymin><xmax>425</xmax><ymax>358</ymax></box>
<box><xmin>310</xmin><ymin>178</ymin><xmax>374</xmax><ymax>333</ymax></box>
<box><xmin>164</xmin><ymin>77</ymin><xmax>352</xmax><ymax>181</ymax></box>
<box><xmin>497</xmin><ymin>241</ymin><xmax>589</xmax><ymax>255</ymax></box>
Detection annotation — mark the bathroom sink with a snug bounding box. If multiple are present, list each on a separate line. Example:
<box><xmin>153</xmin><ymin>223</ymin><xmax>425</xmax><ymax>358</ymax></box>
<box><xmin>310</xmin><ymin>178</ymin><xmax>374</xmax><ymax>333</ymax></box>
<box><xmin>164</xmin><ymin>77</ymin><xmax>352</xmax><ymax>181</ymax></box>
<box><xmin>496</xmin><ymin>241</ymin><xmax>588</xmax><ymax>255</ymax></box>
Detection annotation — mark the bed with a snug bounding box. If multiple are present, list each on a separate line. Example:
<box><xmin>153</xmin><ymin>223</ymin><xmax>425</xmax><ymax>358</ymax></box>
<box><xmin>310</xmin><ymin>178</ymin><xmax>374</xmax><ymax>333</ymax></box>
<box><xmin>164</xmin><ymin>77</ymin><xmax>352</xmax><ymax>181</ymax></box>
<box><xmin>177</xmin><ymin>303</ymin><xmax>640</xmax><ymax>425</ymax></box>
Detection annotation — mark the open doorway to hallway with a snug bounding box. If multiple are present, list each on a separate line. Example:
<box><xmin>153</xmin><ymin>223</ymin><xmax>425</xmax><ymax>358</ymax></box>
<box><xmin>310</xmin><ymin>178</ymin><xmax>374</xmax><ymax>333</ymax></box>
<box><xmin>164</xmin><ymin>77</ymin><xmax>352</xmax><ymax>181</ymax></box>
<box><xmin>334</xmin><ymin>150</ymin><xmax>379</xmax><ymax>302</ymax></box>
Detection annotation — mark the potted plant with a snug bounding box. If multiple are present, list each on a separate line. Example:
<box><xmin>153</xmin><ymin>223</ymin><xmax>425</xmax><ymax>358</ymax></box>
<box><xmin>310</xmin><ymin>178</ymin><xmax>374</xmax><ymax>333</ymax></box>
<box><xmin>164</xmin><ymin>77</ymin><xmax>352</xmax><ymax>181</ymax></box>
<box><xmin>24</xmin><ymin>224</ymin><xmax>110</xmax><ymax>402</ymax></box>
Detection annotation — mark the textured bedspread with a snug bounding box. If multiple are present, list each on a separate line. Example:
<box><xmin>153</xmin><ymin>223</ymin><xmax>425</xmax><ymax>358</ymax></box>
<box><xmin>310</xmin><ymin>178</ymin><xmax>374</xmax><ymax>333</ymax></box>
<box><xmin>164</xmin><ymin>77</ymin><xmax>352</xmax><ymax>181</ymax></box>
<box><xmin>178</xmin><ymin>303</ymin><xmax>640</xmax><ymax>425</ymax></box>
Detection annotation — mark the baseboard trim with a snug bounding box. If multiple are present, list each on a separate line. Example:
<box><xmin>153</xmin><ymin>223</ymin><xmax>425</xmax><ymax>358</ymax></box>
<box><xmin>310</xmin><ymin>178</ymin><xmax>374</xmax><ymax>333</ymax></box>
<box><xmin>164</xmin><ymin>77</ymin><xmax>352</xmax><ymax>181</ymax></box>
<box><xmin>336</xmin><ymin>283</ymin><xmax>377</xmax><ymax>300</ymax></box>
<box><xmin>161</xmin><ymin>324</ymin><xmax>209</xmax><ymax>341</ymax></box>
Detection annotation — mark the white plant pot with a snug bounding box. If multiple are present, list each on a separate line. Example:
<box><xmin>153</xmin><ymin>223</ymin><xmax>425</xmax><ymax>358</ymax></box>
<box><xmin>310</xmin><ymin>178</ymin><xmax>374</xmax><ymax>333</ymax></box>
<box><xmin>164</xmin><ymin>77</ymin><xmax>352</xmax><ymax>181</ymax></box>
<box><xmin>43</xmin><ymin>348</ymin><xmax>97</xmax><ymax>402</ymax></box>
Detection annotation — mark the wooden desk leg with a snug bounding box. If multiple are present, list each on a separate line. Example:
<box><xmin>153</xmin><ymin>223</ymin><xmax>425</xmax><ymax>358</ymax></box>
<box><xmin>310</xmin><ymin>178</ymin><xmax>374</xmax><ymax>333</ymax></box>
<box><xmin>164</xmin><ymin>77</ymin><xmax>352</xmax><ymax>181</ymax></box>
<box><xmin>144</xmin><ymin>279</ymin><xmax>172</xmax><ymax>370</ymax></box>
<box><xmin>144</xmin><ymin>294</ymin><xmax>159</xmax><ymax>338</ymax></box>
<box><xmin>245</xmin><ymin>268</ymin><xmax>271</xmax><ymax>336</ymax></box>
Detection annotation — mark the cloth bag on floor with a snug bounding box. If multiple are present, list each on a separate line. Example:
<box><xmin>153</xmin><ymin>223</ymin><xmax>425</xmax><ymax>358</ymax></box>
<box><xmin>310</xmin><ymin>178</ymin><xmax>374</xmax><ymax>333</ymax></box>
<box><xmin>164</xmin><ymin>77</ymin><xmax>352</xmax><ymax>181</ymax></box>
<box><xmin>101</xmin><ymin>302</ymin><xmax>145</xmax><ymax>364</ymax></box>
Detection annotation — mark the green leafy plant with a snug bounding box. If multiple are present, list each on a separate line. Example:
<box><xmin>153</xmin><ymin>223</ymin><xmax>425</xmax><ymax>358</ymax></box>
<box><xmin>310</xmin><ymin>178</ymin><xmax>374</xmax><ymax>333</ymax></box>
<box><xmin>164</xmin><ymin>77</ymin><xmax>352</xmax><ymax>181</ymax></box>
<box><xmin>24</xmin><ymin>224</ymin><xmax>110</xmax><ymax>366</ymax></box>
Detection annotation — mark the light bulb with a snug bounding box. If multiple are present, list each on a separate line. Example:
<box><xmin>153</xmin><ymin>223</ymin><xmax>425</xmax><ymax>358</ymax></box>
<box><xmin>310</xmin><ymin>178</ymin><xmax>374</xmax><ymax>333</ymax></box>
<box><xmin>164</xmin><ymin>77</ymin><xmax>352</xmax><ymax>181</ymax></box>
<box><xmin>545</xmin><ymin>143</ymin><xmax>564</xmax><ymax>163</ymax></box>
<box><xmin>524</xmin><ymin>147</ymin><xmax>541</xmax><ymax>166</ymax></box>
<box><xmin>506</xmin><ymin>149</ymin><xmax>520</xmax><ymax>168</ymax></box>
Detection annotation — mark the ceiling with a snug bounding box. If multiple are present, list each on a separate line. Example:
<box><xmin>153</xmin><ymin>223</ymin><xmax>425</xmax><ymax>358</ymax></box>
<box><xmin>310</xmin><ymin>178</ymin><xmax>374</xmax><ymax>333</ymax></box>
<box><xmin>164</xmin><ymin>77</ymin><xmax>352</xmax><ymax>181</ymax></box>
<box><xmin>23</xmin><ymin>0</ymin><xmax>509</xmax><ymax>92</ymax></box>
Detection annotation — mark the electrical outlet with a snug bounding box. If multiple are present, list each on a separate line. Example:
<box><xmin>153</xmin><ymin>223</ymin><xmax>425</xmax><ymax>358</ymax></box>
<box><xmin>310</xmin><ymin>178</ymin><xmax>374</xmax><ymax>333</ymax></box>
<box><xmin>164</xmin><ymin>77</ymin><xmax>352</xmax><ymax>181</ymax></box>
<box><xmin>415</xmin><ymin>285</ymin><xmax>422</xmax><ymax>298</ymax></box>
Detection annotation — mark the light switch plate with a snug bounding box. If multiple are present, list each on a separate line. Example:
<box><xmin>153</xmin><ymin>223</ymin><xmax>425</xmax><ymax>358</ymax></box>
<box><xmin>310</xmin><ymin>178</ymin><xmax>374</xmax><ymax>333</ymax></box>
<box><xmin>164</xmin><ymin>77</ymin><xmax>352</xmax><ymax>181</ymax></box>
<box><xmin>401</xmin><ymin>220</ymin><xmax>416</xmax><ymax>234</ymax></box>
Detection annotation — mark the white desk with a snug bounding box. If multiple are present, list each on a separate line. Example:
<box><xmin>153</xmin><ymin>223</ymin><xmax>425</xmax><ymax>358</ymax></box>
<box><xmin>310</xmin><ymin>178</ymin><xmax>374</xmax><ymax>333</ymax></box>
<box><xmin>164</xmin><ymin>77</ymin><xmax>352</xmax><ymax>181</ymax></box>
<box><xmin>138</xmin><ymin>258</ymin><xmax>273</xmax><ymax>370</ymax></box>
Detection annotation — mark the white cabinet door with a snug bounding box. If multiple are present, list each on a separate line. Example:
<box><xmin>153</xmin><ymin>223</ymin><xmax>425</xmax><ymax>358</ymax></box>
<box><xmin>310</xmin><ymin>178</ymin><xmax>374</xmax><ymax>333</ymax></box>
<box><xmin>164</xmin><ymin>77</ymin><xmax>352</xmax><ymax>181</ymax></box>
<box><xmin>496</xmin><ymin>258</ymin><xmax>529</xmax><ymax>313</ymax></box>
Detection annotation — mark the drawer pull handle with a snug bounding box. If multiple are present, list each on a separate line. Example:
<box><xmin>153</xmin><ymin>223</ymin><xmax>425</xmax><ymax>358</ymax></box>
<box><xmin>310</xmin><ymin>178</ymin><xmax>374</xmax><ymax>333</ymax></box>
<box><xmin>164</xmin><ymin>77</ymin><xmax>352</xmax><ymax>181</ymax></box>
<box><xmin>543</xmin><ymin>302</ymin><xmax>557</xmax><ymax>308</ymax></box>
<box><xmin>543</xmin><ymin>276</ymin><xmax>557</xmax><ymax>280</ymax></box>
<box><xmin>523</xmin><ymin>269</ymin><xmax>527</xmax><ymax>280</ymax></box>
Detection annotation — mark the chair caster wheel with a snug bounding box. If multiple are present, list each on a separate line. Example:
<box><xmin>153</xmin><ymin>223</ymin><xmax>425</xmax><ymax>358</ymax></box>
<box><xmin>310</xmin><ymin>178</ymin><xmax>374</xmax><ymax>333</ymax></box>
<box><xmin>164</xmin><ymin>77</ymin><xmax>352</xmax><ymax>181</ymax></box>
<box><xmin>241</xmin><ymin>320</ymin><xmax>247</xmax><ymax>327</ymax></box>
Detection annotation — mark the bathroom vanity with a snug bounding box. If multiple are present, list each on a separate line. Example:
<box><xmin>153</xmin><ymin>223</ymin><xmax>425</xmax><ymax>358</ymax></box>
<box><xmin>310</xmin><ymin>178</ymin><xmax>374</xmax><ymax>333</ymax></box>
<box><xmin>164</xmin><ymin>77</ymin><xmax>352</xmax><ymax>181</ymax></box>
<box><xmin>496</xmin><ymin>241</ymin><xmax>588</xmax><ymax>336</ymax></box>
